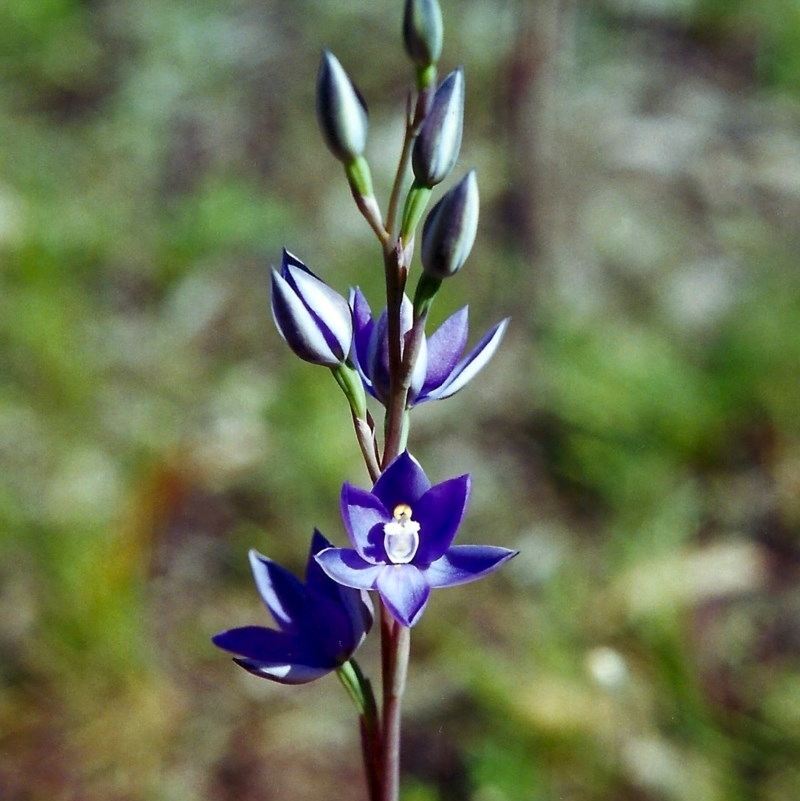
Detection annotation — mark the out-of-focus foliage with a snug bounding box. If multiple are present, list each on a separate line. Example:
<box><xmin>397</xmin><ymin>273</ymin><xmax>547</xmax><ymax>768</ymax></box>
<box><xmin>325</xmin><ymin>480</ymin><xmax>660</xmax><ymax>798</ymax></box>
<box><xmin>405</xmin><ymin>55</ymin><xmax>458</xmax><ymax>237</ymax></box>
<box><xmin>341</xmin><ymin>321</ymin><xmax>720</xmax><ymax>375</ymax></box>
<box><xmin>1</xmin><ymin>0</ymin><xmax>800</xmax><ymax>799</ymax></box>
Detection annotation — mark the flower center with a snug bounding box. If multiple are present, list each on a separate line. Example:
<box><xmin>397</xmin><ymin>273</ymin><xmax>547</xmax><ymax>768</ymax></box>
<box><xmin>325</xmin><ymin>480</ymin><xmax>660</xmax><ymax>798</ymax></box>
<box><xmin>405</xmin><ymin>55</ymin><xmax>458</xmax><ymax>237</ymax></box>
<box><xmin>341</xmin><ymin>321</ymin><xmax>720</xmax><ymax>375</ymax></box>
<box><xmin>383</xmin><ymin>503</ymin><xmax>420</xmax><ymax>564</ymax></box>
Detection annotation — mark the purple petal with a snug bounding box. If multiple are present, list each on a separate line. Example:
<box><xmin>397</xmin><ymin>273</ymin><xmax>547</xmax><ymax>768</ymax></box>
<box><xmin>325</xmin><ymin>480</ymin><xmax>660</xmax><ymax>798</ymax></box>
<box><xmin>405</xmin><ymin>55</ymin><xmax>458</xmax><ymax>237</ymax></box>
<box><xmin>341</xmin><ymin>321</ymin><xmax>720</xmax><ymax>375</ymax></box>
<box><xmin>413</xmin><ymin>474</ymin><xmax>471</xmax><ymax>564</ymax></box>
<box><xmin>365</xmin><ymin>306</ymin><xmax>391</xmax><ymax>402</ymax></box>
<box><xmin>212</xmin><ymin>625</ymin><xmax>296</xmax><ymax>660</ymax></box>
<box><xmin>421</xmin><ymin>307</ymin><xmax>469</xmax><ymax>394</ymax></box>
<box><xmin>424</xmin><ymin>545</ymin><xmax>518</xmax><ymax>588</ymax></box>
<box><xmin>232</xmin><ymin>657</ymin><xmax>331</xmax><ymax>685</ymax></box>
<box><xmin>350</xmin><ymin>288</ymin><xmax>375</xmax><ymax>393</ymax></box>
<box><xmin>376</xmin><ymin>564</ymin><xmax>430</xmax><ymax>627</ymax></box>
<box><xmin>316</xmin><ymin>547</ymin><xmax>385</xmax><ymax>590</ymax></box>
<box><xmin>340</xmin><ymin>483</ymin><xmax>391</xmax><ymax>562</ymax></box>
<box><xmin>248</xmin><ymin>550</ymin><xmax>309</xmax><ymax>632</ymax></box>
<box><xmin>422</xmin><ymin>318</ymin><xmax>509</xmax><ymax>402</ymax></box>
<box><xmin>212</xmin><ymin>625</ymin><xmax>322</xmax><ymax>678</ymax></box>
<box><xmin>303</xmin><ymin>530</ymin><xmax>337</xmax><ymax>598</ymax></box>
<box><xmin>372</xmin><ymin>451</ymin><xmax>431</xmax><ymax>510</ymax></box>
<box><xmin>405</xmin><ymin>324</ymin><xmax>429</xmax><ymax>405</ymax></box>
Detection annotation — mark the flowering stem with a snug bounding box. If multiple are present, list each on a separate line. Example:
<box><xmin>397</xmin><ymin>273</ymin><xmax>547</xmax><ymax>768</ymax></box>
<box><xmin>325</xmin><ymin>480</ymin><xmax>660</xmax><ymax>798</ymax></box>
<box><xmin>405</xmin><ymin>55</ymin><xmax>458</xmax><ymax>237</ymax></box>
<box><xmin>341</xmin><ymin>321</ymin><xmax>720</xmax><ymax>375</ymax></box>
<box><xmin>379</xmin><ymin>606</ymin><xmax>410</xmax><ymax>801</ymax></box>
<box><xmin>382</xmin><ymin>242</ymin><xmax>410</xmax><ymax>467</ymax></box>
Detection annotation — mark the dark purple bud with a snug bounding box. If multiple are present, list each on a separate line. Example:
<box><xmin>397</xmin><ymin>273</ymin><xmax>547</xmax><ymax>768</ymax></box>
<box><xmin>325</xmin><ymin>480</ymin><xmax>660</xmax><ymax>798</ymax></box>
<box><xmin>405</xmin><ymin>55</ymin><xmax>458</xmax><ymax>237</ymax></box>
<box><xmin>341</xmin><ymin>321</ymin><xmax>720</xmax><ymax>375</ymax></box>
<box><xmin>271</xmin><ymin>250</ymin><xmax>352</xmax><ymax>367</ymax></box>
<box><xmin>411</xmin><ymin>68</ymin><xmax>464</xmax><ymax>188</ymax></box>
<box><xmin>403</xmin><ymin>0</ymin><xmax>443</xmax><ymax>68</ymax></box>
<box><xmin>421</xmin><ymin>169</ymin><xmax>479</xmax><ymax>279</ymax></box>
<box><xmin>316</xmin><ymin>50</ymin><xmax>368</xmax><ymax>163</ymax></box>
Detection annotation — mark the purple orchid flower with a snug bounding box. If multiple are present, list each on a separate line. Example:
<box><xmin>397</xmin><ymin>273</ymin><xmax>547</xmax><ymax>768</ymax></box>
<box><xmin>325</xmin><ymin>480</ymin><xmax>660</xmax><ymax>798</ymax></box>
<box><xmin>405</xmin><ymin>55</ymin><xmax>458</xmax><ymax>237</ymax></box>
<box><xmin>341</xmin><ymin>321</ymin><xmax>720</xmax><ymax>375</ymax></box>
<box><xmin>350</xmin><ymin>288</ymin><xmax>509</xmax><ymax>407</ymax></box>
<box><xmin>316</xmin><ymin>452</ymin><xmax>517</xmax><ymax>627</ymax></box>
<box><xmin>213</xmin><ymin>531</ymin><xmax>373</xmax><ymax>684</ymax></box>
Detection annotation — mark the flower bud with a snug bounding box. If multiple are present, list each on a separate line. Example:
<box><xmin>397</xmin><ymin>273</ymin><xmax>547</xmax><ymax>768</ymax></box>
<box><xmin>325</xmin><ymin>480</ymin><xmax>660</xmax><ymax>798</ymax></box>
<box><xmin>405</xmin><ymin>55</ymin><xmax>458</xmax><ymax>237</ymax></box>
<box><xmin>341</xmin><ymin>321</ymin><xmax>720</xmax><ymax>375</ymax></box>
<box><xmin>411</xmin><ymin>68</ymin><xmax>464</xmax><ymax>188</ymax></box>
<box><xmin>403</xmin><ymin>0</ymin><xmax>443</xmax><ymax>68</ymax></box>
<box><xmin>316</xmin><ymin>50</ymin><xmax>368</xmax><ymax>163</ymax></box>
<box><xmin>271</xmin><ymin>250</ymin><xmax>352</xmax><ymax>367</ymax></box>
<box><xmin>421</xmin><ymin>169</ymin><xmax>479</xmax><ymax>279</ymax></box>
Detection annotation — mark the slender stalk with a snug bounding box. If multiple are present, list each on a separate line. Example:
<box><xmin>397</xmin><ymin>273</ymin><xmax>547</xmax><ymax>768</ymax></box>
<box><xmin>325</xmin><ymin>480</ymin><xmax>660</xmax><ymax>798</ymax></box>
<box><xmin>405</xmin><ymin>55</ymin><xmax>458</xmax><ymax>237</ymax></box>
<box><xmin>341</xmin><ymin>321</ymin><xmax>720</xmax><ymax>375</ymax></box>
<box><xmin>379</xmin><ymin>607</ymin><xmax>410</xmax><ymax>801</ymax></box>
<box><xmin>353</xmin><ymin>412</ymin><xmax>382</xmax><ymax>484</ymax></box>
<box><xmin>352</xmin><ymin>186</ymin><xmax>391</xmax><ymax>245</ymax></box>
<box><xmin>386</xmin><ymin>84</ymin><xmax>434</xmax><ymax>241</ymax></box>
<box><xmin>382</xmin><ymin>242</ymin><xmax>410</xmax><ymax>467</ymax></box>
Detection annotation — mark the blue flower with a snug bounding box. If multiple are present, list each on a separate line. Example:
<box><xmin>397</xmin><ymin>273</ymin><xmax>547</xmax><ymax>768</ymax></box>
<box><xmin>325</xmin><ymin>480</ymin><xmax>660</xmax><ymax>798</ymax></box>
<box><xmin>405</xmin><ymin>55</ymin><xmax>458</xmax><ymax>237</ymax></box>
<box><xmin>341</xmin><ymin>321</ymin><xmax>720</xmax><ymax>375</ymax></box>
<box><xmin>213</xmin><ymin>531</ymin><xmax>373</xmax><ymax>684</ymax></box>
<box><xmin>271</xmin><ymin>250</ymin><xmax>353</xmax><ymax>367</ymax></box>
<box><xmin>350</xmin><ymin>288</ymin><xmax>508</xmax><ymax>407</ymax></box>
<box><xmin>316</xmin><ymin>452</ymin><xmax>517</xmax><ymax>627</ymax></box>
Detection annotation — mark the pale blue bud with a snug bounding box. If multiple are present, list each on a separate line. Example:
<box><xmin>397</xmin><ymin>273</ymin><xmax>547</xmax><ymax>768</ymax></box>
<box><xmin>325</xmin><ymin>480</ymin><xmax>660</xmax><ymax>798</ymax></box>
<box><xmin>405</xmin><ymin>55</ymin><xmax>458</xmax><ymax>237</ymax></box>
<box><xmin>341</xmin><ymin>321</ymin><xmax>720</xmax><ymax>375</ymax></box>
<box><xmin>403</xmin><ymin>0</ymin><xmax>443</xmax><ymax>68</ymax></box>
<box><xmin>316</xmin><ymin>50</ymin><xmax>368</xmax><ymax>163</ymax></box>
<box><xmin>411</xmin><ymin>68</ymin><xmax>464</xmax><ymax>188</ymax></box>
<box><xmin>421</xmin><ymin>169</ymin><xmax>479</xmax><ymax>279</ymax></box>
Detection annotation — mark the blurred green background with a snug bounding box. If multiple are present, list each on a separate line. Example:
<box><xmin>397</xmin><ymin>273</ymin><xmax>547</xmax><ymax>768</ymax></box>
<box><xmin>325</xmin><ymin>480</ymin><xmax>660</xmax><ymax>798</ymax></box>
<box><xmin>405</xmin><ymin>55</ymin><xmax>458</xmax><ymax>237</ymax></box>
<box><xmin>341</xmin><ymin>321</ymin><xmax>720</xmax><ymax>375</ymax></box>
<box><xmin>2</xmin><ymin>0</ymin><xmax>800</xmax><ymax>798</ymax></box>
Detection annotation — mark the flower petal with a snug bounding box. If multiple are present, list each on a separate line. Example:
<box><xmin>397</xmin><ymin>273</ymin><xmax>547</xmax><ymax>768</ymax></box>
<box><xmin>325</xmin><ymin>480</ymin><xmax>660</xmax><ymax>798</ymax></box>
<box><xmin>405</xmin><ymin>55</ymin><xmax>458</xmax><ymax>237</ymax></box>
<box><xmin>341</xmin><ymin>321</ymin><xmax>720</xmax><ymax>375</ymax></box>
<box><xmin>350</xmin><ymin>287</ymin><xmax>376</xmax><ymax>395</ymax></box>
<box><xmin>316</xmin><ymin>547</ymin><xmax>385</xmax><ymax>590</ymax></box>
<box><xmin>376</xmin><ymin>564</ymin><xmax>430</xmax><ymax>627</ymax></box>
<box><xmin>423</xmin><ymin>318</ymin><xmax>509</xmax><ymax>401</ymax></box>
<box><xmin>366</xmin><ymin>307</ymin><xmax>392</xmax><ymax>403</ymax></box>
<box><xmin>248</xmin><ymin>549</ymin><xmax>309</xmax><ymax>632</ymax></box>
<box><xmin>212</xmin><ymin>625</ymin><xmax>310</xmax><ymax>663</ymax></box>
<box><xmin>372</xmin><ymin>451</ymin><xmax>431</xmax><ymax>510</ymax></box>
<box><xmin>413</xmin><ymin>474</ymin><xmax>471</xmax><ymax>564</ymax></box>
<box><xmin>303</xmin><ymin>530</ymin><xmax>337</xmax><ymax>598</ymax></box>
<box><xmin>232</xmin><ymin>657</ymin><xmax>332</xmax><ymax>685</ymax></box>
<box><xmin>424</xmin><ymin>545</ymin><xmax>518</xmax><ymax>588</ymax></box>
<box><xmin>421</xmin><ymin>307</ymin><xmax>469</xmax><ymax>394</ymax></box>
<box><xmin>340</xmin><ymin>483</ymin><xmax>391</xmax><ymax>562</ymax></box>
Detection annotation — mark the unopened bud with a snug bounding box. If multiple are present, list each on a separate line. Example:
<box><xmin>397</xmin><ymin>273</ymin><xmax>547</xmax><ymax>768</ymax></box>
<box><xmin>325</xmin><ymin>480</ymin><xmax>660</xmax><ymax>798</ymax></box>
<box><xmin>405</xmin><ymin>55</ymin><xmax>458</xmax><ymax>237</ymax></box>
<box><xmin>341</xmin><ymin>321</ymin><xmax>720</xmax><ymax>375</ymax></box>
<box><xmin>271</xmin><ymin>250</ymin><xmax>353</xmax><ymax>367</ymax></box>
<box><xmin>411</xmin><ymin>68</ymin><xmax>464</xmax><ymax>188</ymax></box>
<box><xmin>316</xmin><ymin>50</ymin><xmax>368</xmax><ymax>163</ymax></box>
<box><xmin>421</xmin><ymin>169</ymin><xmax>479</xmax><ymax>279</ymax></box>
<box><xmin>403</xmin><ymin>0</ymin><xmax>443</xmax><ymax>69</ymax></box>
